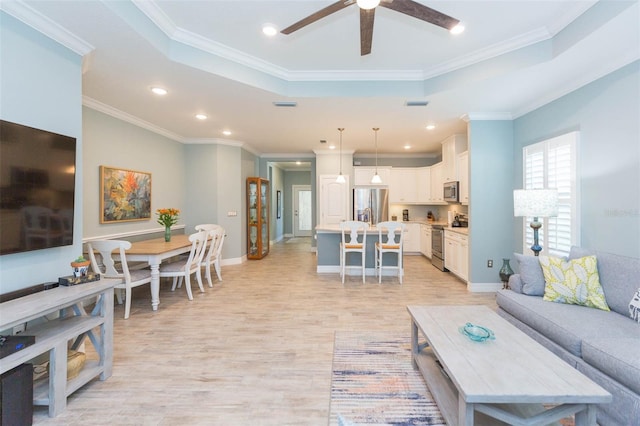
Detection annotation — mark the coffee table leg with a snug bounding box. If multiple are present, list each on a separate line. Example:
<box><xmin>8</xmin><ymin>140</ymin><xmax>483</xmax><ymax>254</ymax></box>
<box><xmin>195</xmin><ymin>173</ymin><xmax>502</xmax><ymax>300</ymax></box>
<box><xmin>411</xmin><ymin>320</ymin><xmax>418</xmax><ymax>366</ymax></box>
<box><xmin>459</xmin><ymin>398</ymin><xmax>474</xmax><ymax>426</ymax></box>
<box><xmin>574</xmin><ymin>404</ymin><xmax>596</xmax><ymax>425</ymax></box>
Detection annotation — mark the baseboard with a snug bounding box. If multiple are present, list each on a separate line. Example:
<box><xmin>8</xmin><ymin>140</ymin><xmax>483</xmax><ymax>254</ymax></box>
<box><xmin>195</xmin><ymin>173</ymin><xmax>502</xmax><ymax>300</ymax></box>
<box><xmin>467</xmin><ymin>282</ymin><xmax>502</xmax><ymax>292</ymax></box>
<box><xmin>284</xmin><ymin>233</ymin><xmax>294</xmax><ymax>238</ymax></box>
<box><xmin>220</xmin><ymin>256</ymin><xmax>243</xmax><ymax>266</ymax></box>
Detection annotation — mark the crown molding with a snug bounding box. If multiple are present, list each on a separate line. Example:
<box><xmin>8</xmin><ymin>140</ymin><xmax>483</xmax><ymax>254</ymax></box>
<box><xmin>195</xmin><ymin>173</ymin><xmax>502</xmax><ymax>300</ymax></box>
<box><xmin>461</xmin><ymin>113</ymin><xmax>514</xmax><ymax>122</ymax></box>
<box><xmin>0</xmin><ymin>0</ymin><xmax>94</xmax><ymax>56</ymax></box>
<box><xmin>261</xmin><ymin>153</ymin><xmax>317</xmax><ymax>159</ymax></box>
<box><xmin>130</xmin><ymin>0</ymin><xmax>584</xmax><ymax>85</ymax></box>
<box><xmin>83</xmin><ymin>96</ymin><xmax>185</xmax><ymax>142</ymax></box>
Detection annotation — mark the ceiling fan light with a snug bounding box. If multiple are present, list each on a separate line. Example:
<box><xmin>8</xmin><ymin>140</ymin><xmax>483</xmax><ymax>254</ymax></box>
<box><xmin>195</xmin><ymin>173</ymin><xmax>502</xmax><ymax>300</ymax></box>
<box><xmin>450</xmin><ymin>23</ymin><xmax>465</xmax><ymax>35</ymax></box>
<box><xmin>357</xmin><ymin>0</ymin><xmax>380</xmax><ymax>10</ymax></box>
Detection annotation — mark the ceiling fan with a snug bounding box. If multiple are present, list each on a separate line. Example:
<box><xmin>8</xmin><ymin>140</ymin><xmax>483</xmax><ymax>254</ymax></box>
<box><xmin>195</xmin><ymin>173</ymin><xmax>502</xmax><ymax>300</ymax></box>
<box><xmin>281</xmin><ymin>0</ymin><xmax>463</xmax><ymax>56</ymax></box>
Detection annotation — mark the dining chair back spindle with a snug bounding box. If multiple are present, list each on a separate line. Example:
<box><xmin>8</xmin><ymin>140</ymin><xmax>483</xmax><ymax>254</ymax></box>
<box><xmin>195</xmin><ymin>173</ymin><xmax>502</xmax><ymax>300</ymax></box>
<box><xmin>195</xmin><ymin>224</ymin><xmax>225</xmax><ymax>286</ymax></box>
<box><xmin>158</xmin><ymin>231</ymin><xmax>209</xmax><ymax>300</ymax></box>
<box><xmin>87</xmin><ymin>239</ymin><xmax>152</xmax><ymax>319</ymax></box>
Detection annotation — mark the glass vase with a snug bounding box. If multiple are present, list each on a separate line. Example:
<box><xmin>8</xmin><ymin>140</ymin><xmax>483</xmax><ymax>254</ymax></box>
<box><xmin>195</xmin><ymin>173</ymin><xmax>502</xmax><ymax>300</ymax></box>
<box><xmin>164</xmin><ymin>226</ymin><xmax>171</xmax><ymax>242</ymax></box>
<box><xmin>499</xmin><ymin>258</ymin><xmax>514</xmax><ymax>289</ymax></box>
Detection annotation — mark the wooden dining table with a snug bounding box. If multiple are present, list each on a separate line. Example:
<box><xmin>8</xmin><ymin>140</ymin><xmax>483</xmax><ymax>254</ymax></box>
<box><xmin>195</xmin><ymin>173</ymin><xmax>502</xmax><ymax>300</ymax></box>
<box><xmin>125</xmin><ymin>234</ymin><xmax>193</xmax><ymax>311</ymax></box>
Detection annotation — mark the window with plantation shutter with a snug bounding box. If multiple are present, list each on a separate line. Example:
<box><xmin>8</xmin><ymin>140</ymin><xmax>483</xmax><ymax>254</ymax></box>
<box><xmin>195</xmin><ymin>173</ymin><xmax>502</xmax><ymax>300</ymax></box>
<box><xmin>522</xmin><ymin>132</ymin><xmax>579</xmax><ymax>256</ymax></box>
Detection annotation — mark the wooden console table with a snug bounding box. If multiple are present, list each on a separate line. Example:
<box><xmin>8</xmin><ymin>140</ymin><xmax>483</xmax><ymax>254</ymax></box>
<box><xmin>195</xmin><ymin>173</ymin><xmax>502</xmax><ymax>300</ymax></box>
<box><xmin>0</xmin><ymin>279</ymin><xmax>117</xmax><ymax>417</ymax></box>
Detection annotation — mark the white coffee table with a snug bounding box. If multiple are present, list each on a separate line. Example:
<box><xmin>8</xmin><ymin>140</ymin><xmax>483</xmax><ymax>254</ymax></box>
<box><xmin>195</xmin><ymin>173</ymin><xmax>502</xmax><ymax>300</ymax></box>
<box><xmin>407</xmin><ymin>305</ymin><xmax>611</xmax><ymax>426</ymax></box>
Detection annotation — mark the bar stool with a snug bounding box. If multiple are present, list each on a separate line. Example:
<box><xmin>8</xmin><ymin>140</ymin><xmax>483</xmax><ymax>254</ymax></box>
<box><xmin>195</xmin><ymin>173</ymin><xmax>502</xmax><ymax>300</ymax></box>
<box><xmin>340</xmin><ymin>221</ymin><xmax>368</xmax><ymax>284</ymax></box>
<box><xmin>375</xmin><ymin>221</ymin><xmax>405</xmax><ymax>284</ymax></box>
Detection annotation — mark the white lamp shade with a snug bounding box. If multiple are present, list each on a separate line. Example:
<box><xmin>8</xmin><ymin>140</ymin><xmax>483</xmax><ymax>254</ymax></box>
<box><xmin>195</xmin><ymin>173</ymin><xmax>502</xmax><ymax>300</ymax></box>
<box><xmin>514</xmin><ymin>189</ymin><xmax>559</xmax><ymax>217</ymax></box>
<box><xmin>336</xmin><ymin>174</ymin><xmax>346</xmax><ymax>184</ymax></box>
<box><xmin>357</xmin><ymin>0</ymin><xmax>380</xmax><ymax>10</ymax></box>
<box><xmin>371</xmin><ymin>173</ymin><xmax>382</xmax><ymax>184</ymax></box>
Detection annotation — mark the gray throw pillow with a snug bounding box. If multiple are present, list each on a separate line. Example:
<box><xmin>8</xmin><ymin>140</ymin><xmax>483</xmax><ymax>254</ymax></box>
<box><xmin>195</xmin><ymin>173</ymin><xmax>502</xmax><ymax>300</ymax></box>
<box><xmin>630</xmin><ymin>288</ymin><xmax>640</xmax><ymax>323</ymax></box>
<box><xmin>514</xmin><ymin>253</ymin><xmax>545</xmax><ymax>296</ymax></box>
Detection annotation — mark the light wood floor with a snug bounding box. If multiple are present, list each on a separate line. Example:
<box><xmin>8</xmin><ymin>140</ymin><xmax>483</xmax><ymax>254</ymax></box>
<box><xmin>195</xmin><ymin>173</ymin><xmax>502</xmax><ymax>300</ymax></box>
<box><xmin>33</xmin><ymin>237</ymin><xmax>497</xmax><ymax>425</ymax></box>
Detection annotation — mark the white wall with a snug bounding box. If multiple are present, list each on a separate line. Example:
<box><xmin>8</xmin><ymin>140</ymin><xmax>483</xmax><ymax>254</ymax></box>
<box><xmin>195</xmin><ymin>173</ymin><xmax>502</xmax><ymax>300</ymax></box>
<box><xmin>0</xmin><ymin>12</ymin><xmax>83</xmax><ymax>293</ymax></box>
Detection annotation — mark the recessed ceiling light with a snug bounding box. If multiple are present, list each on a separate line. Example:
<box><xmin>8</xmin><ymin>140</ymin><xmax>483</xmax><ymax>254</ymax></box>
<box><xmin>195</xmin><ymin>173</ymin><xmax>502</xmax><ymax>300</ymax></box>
<box><xmin>296</xmin><ymin>161</ymin><xmax>301</xmax><ymax>165</ymax></box>
<box><xmin>450</xmin><ymin>23</ymin><xmax>465</xmax><ymax>35</ymax></box>
<box><xmin>262</xmin><ymin>24</ymin><xmax>278</xmax><ymax>37</ymax></box>
<box><xmin>195</xmin><ymin>114</ymin><xmax>207</xmax><ymax>120</ymax></box>
<box><xmin>329</xmin><ymin>145</ymin><xmax>336</xmax><ymax>150</ymax></box>
<box><xmin>426</xmin><ymin>124</ymin><xmax>436</xmax><ymax>130</ymax></box>
<box><xmin>150</xmin><ymin>87</ymin><xmax>167</xmax><ymax>96</ymax></box>
<box><xmin>404</xmin><ymin>144</ymin><xmax>411</xmax><ymax>150</ymax></box>
<box><xmin>222</xmin><ymin>130</ymin><xmax>232</xmax><ymax>136</ymax></box>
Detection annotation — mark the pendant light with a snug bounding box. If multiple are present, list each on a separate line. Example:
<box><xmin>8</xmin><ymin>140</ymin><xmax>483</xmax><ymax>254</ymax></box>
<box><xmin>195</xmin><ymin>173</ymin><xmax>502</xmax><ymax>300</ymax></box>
<box><xmin>371</xmin><ymin>127</ymin><xmax>382</xmax><ymax>184</ymax></box>
<box><xmin>336</xmin><ymin>128</ymin><xmax>346</xmax><ymax>183</ymax></box>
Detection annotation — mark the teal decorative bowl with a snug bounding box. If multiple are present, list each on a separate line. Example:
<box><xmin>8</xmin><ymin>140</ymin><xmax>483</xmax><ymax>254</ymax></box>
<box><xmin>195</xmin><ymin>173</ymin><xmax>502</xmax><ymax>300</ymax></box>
<box><xmin>459</xmin><ymin>322</ymin><xmax>495</xmax><ymax>342</ymax></box>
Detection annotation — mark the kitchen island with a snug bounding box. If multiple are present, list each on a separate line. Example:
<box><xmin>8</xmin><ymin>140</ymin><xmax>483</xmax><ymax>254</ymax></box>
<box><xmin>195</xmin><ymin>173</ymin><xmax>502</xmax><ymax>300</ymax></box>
<box><xmin>316</xmin><ymin>224</ymin><xmax>402</xmax><ymax>277</ymax></box>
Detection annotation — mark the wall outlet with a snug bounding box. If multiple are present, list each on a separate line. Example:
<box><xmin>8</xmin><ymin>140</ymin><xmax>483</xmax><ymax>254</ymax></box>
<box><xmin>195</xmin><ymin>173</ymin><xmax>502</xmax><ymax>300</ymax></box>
<box><xmin>487</xmin><ymin>260</ymin><xmax>493</xmax><ymax>268</ymax></box>
<box><xmin>13</xmin><ymin>323</ymin><xmax>26</xmax><ymax>335</ymax></box>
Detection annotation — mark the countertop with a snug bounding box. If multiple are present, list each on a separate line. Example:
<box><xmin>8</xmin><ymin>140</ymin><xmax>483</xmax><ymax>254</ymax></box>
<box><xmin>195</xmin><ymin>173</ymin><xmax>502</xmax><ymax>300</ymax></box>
<box><xmin>315</xmin><ymin>222</ymin><xmax>469</xmax><ymax>234</ymax></box>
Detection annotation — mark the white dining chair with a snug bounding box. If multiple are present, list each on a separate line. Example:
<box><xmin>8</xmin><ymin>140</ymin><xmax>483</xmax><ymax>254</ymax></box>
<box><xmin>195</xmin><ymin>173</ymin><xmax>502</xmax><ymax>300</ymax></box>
<box><xmin>340</xmin><ymin>221</ymin><xmax>368</xmax><ymax>284</ymax></box>
<box><xmin>87</xmin><ymin>239</ymin><xmax>152</xmax><ymax>319</ymax></box>
<box><xmin>195</xmin><ymin>224</ymin><xmax>225</xmax><ymax>286</ymax></box>
<box><xmin>159</xmin><ymin>231</ymin><xmax>208</xmax><ymax>300</ymax></box>
<box><xmin>375</xmin><ymin>221</ymin><xmax>406</xmax><ymax>284</ymax></box>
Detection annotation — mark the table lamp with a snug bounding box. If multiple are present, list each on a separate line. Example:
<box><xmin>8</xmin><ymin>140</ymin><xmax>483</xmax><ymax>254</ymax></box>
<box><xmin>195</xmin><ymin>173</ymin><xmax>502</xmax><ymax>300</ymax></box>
<box><xmin>513</xmin><ymin>189</ymin><xmax>559</xmax><ymax>256</ymax></box>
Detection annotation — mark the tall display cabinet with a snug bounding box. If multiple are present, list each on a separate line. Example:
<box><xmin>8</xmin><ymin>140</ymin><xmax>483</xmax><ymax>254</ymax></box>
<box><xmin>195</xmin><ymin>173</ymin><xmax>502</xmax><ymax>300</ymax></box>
<box><xmin>247</xmin><ymin>177</ymin><xmax>269</xmax><ymax>259</ymax></box>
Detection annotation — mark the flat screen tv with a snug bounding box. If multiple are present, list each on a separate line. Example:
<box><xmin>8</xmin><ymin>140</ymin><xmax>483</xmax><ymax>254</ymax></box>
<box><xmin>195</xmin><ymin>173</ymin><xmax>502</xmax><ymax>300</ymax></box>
<box><xmin>0</xmin><ymin>120</ymin><xmax>77</xmax><ymax>255</ymax></box>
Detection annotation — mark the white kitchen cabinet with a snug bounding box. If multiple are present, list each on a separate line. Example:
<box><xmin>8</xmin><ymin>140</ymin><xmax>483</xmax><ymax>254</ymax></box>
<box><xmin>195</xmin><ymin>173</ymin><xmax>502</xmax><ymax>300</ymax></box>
<box><xmin>389</xmin><ymin>168</ymin><xmax>419</xmax><ymax>203</ymax></box>
<box><xmin>429</xmin><ymin>163</ymin><xmax>446</xmax><ymax>204</ymax></box>
<box><xmin>420</xmin><ymin>224</ymin><xmax>432</xmax><ymax>258</ymax></box>
<box><xmin>441</xmin><ymin>134</ymin><xmax>468</xmax><ymax>183</ymax></box>
<box><xmin>354</xmin><ymin>167</ymin><xmax>391</xmax><ymax>186</ymax></box>
<box><xmin>417</xmin><ymin>167</ymin><xmax>431</xmax><ymax>203</ymax></box>
<box><xmin>444</xmin><ymin>230</ymin><xmax>468</xmax><ymax>281</ymax></box>
<box><xmin>457</xmin><ymin>151</ymin><xmax>469</xmax><ymax>205</ymax></box>
<box><xmin>403</xmin><ymin>223</ymin><xmax>421</xmax><ymax>253</ymax></box>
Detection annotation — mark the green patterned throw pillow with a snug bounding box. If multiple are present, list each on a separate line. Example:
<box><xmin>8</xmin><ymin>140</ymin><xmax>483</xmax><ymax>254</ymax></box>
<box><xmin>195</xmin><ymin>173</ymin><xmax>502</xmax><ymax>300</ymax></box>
<box><xmin>540</xmin><ymin>255</ymin><xmax>610</xmax><ymax>311</ymax></box>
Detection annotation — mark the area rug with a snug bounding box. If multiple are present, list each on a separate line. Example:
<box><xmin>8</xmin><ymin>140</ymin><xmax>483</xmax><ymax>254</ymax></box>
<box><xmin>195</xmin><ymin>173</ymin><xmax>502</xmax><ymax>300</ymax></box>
<box><xmin>329</xmin><ymin>332</ymin><xmax>576</xmax><ymax>426</ymax></box>
<box><xmin>329</xmin><ymin>332</ymin><xmax>445</xmax><ymax>425</ymax></box>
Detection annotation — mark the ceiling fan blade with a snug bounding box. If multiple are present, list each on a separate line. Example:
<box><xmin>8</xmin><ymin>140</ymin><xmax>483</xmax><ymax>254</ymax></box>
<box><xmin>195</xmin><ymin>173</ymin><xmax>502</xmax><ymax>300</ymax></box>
<box><xmin>281</xmin><ymin>0</ymin><xmax>354</xmax><ymax>34</ymax></box>
<box><xmin>380</xmin><ymin>0</ymin><xmax>459</xmax><ymax>30</ymax></box>
<box><xmin>360</xmin><ymin>8</ymin><xmax>375</xmax><ymax>55</ymax></box>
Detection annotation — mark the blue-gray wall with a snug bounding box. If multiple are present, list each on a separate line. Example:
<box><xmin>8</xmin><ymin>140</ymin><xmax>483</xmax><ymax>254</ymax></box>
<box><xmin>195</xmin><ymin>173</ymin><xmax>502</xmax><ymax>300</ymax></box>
<box><xmin>0</xmin><ymin>12</ymin><xmax>83</xmax><ymax>293</ymax></box>
<box><xmin>468</xmin><ymin>121</ymin><xmax>515</xmax><ymax>285</ymax></box>
<box><xmin>513</xmin><ymin>61</ymin><xmax>640</xmax><ymax>258</ymax></box>
<box><xmin>84</xmin><ymin>108</ymin><xmax>185</xmax><ymax>238</ymax></box>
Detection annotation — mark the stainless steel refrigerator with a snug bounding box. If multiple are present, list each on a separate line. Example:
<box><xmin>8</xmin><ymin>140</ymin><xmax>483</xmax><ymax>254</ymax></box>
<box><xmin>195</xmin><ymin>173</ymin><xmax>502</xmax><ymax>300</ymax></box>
<box><xmin>353</xmin><ymin>187</ymin><xmax>389</xmax><ymax>225</ymax></box>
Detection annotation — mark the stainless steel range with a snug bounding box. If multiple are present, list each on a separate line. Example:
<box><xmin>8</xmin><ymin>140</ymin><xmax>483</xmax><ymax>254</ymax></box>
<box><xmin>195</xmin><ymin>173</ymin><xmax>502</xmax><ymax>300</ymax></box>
<box><xmin>431</xmin><ymin>225</ymin><xmax>447</xmax><ymax>271</ymax></box>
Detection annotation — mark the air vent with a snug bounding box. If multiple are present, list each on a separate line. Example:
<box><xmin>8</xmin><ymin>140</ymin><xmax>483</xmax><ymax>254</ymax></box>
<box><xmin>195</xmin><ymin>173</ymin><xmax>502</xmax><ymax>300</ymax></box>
<box><xmin>405</xmin><ymin>100</ymin><xmax>429</xmax><ymax>107</ymax></box>
<box><xmin>273</xmin><ymin>101</ymin><xmax>297</xmax><ymax>107</ymax></box>
<box><xmin>320</xmin><ymin>140</ymin><xmax>327</xmax><ymax>144</ymax></box>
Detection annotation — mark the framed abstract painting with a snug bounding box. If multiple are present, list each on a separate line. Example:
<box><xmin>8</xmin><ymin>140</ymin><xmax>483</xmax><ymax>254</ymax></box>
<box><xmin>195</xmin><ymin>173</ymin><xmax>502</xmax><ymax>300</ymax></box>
<box><xmin>100</xmin><ymin>166</ymin><xmax>152</xmax><ymax>223</ymax></box>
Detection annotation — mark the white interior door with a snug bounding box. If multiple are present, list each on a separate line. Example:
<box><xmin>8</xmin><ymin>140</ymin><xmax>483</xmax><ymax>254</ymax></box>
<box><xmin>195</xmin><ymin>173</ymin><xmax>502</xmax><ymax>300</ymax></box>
<box><xmin>293</xmin><ymin>185</ymin><xmax>312</xmax><ymax>237</ymax></box>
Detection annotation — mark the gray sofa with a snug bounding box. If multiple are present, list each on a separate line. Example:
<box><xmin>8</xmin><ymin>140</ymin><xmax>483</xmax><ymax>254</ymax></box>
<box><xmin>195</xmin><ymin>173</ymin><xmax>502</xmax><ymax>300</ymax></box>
<box><xmin>496</xmin><ymin>246</ymin><xmax>640</xmax><ymax>426</ymax></box>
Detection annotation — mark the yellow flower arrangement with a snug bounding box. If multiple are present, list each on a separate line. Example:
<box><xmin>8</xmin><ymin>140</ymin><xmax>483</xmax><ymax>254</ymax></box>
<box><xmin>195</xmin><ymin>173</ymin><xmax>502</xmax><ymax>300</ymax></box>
<box><xmin>156</xmin><ymin>208</ymin><xmax>180</xmax><ymax>227</ymax></box>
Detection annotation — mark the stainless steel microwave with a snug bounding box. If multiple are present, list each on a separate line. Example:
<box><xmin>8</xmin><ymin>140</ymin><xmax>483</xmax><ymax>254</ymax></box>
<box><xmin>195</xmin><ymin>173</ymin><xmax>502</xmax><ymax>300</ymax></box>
<box><xmin>443</xmin><ymin>181</ymin><xmax>459</xmax><ymax>202</ymax></box>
